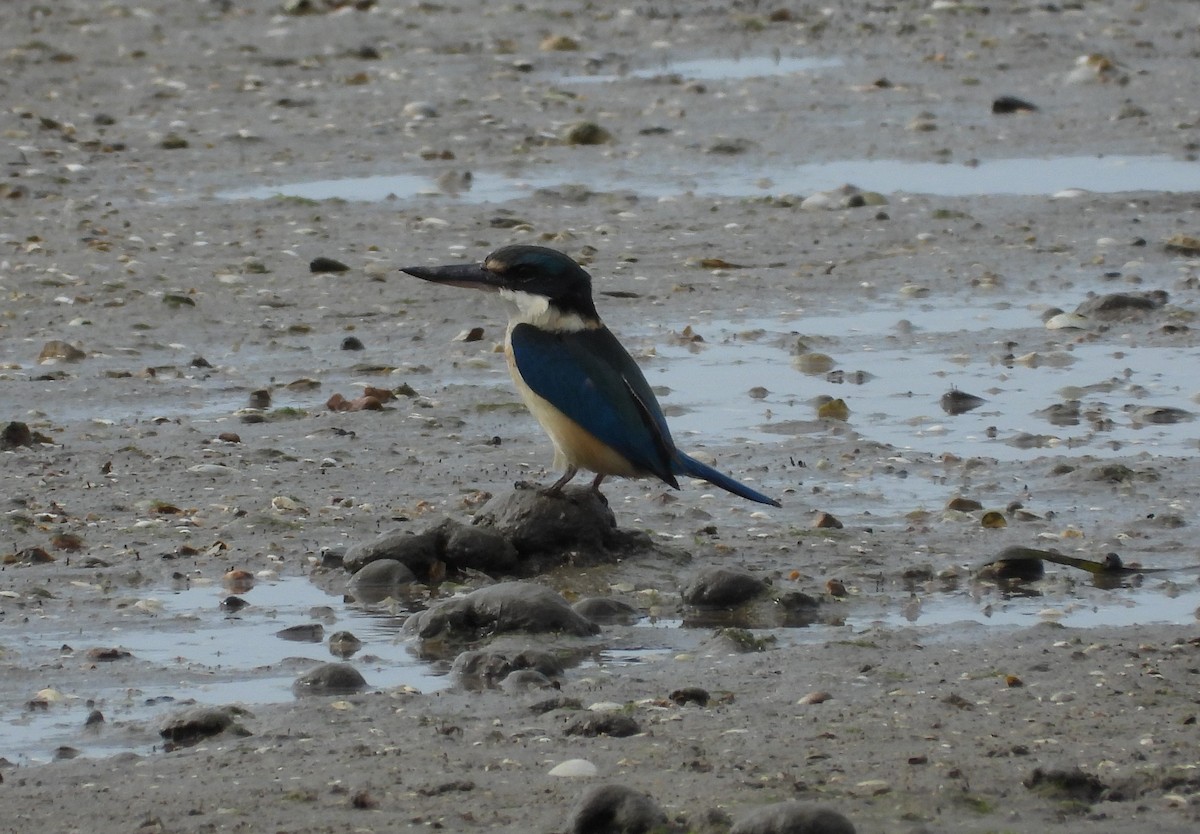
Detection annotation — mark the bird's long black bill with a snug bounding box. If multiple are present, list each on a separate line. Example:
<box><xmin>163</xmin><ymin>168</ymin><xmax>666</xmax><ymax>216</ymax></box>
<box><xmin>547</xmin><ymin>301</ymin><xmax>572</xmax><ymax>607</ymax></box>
<box><xmin>401</xmin><ymin>262</ymin><xmax>501</xmax><ymax>292</ymax></box>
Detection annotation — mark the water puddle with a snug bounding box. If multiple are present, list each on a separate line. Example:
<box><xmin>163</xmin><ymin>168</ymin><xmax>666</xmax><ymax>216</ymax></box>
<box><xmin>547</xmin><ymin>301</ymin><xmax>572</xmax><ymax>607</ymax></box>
<box><xmin>559</xmin><ymin>54</ymin><xmax>843</xmax><ymax>84</ymax></box>
<box><xmin>216</xmin><ymin>154</ymin><xmax>1200</xmax><ymax>204</ymax></box>
<box><xmin>864</xmin><ymin>577</ymin><xmax>1200</xmax><ymax>630</ymax></box>
<box><xmin>637</xmin><ymin>575</ymin><xmax>1200</xmax><ymax>636</ymax></box>
<box><xmin>0</xmin><ymin>576</ymin><xmax>443</xmax><ymax>766</ymax></box>
<box><xmin>5</xmin><ymin>568</ymin><xmax>1195</xmax><ymax>766</ymax></box>
<box><xmin>649</xmin><ymin>311</ymin><xmax>1199</xmax><ymax>467</ymax></box>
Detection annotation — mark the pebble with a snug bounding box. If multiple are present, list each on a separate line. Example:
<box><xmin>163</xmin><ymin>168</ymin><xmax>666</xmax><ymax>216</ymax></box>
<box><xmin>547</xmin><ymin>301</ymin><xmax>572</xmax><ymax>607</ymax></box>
<box><xmin>453</xmin><ymin>648</ymin><xmax>564</xmax><ymax>689</ymax></box>
<box><xmin>566</xmin><ymin>784</ymin><xmax>667</xmax><ymax>834</ymax></box>
<box><xmin>37</xmin><ymin>340</ymin><xmax>86</xmax><ymax>363</ymax></box>
<box><xmin>310</xmin><ymin>256</ymin><xmax>349</xmax><ymax>273</ymax></box>
<box><xmin>799</xmin><ymin>184</ymin><xmax>885</xmax><ymax>211</ymax></box>
<box><xmin>348</xmin><ymin>558</ymin><xmax>418</xmax><ymax>604</ymax></box>
<box><xmin>562</xmin><ymin>122</ymin><xmax>612</xmax><ymax>145</ymax></box>
<box><xmin>275</xmin><ymin>623</ymin><xmax>325</xmax><ymax>643</ymax></box>
<box><xmin>669</xmin><ymin>687</ymin><xmax>709</xmax><ymax>706</ymax></box>
<box><xmin>992</xmin><ymin>95</ymin><xmax>1038</xmax><ymax>114</ymax></box>
<box><xmin>1</xmin><ymin>421</ymin><xmax>35</xmax><ymax>449</ymax></box>
<box><xmin>681</xmin><ymin>567</ymin><xmax>767</xmax><ymax>607</ymax></box>
<box><xmin>940</xmin><ymin>389</ymin><xmax>986</xmax><ymax>415</ymax></box>
<box><xmin>327</xmin><ymin>631</ymin><xmax>363</xmax><ymax>658</ymax></box>
<box><xmin>501</xmin><ymin>669</ymin><xmax>558</xmax><ymax>693</ymax></box>
<box><xmin>401</xmin><ymin>101</ymin><xmax>438</xmax><ymax>119</ymax></box>
<box><xmin>292</xmin><ymin>662</ymin><xmax>368</xmax><ymax>696</ymax></box>
<box><xmin>160</xmin><ymin>706</ymin><xmax>245</xmax><ymax>746</ymax></box>
<box><xmin>540</xmin><ymin>34</ymin><xmax>580</xmax><ymax>51</ymax></box>
<box><xmin>571</xmin><ymin>597</ymin><xmax>640</xmax><ymax>625</ymax></box>
<box><xmin>404</xmin><ymin>582</ymin><xmax>599</xmax><ymax>641</ymax></box>
<box><xmin>563</xmin><ymin>713</ymin><xmax>640</xmax><ymax>738</ymax></box>
<box><xmin>730</xmin><ymin>802</ymin><xmax>856</xmax><ymax>834</ymax></box>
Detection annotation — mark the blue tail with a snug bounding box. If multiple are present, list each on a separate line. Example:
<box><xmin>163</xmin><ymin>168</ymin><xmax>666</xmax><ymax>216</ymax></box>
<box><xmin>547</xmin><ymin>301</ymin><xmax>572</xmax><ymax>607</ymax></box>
<box><xmin>673</xmin><ymin>452</ymin><xmax>780</xmax><ymax>507</ymax></box>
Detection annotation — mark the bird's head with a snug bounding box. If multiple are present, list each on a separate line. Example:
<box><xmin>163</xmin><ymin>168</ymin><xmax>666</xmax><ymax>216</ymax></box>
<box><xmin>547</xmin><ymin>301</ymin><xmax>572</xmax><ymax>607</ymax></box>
<box><xmin>402</xmin><ymin>245</ymin><xmax>599</xmax><ymax>323</ymax></box>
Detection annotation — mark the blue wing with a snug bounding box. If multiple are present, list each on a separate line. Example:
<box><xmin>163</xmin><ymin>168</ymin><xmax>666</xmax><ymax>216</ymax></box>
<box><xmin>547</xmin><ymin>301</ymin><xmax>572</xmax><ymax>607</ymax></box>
<box><xmin>510</xmin><ymin>323</ymin><xmax>678</xmax><ymax>485</ymax></box>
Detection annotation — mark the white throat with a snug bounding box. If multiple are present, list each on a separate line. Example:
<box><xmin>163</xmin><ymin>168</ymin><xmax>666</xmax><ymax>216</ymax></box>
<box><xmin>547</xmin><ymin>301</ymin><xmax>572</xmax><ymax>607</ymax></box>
<box><xmin>500</xmin><ymin>288</ymin><xmax>591</xmax><ymax>332</ymax></box>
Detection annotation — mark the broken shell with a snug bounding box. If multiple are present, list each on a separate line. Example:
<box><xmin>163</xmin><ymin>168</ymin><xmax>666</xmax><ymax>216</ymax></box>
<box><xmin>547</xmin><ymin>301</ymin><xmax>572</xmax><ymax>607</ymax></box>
<box><xmin>1045</xmin><ymin>312</ymin><xmax>1089</xmax><ymax>330</ymax></box>
<box><xmin>37</xmin><ymin>340</ymin><xmax>86</xmax><ymax>363</ymax></box>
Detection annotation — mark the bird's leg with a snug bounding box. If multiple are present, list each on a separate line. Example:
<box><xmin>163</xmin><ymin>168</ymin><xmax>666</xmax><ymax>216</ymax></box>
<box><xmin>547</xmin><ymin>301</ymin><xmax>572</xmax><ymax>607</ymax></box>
<box><xmin>543</xmin><ymin>465</ymin><xmax>579</xmax><ymax>498</ymax></box>
<box><xmin>590</xmin><ymin>473</ymin><xmax>609</xmax><ymax>506</ymax></box>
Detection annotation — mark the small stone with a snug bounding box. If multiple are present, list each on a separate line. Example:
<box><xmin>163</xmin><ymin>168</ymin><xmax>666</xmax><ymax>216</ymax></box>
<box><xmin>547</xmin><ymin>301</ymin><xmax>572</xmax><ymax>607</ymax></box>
<box><xmin>563</xmin><ymin>713</ymin><xmax>640</xmax><ymax>738</ymax></box>
<box><xmin>1024</xmin><ymin>767</ymin><xmax>1107</xmax><ymax>803</ymax></box>
<box><xmin>816</xmin><ymin>398</ymin><xmax>849</xmax><ymax>421</ymax></box>
<box><xmin>1</xmin><ymin>422</ymin><xmax>34</xmax><ymax>449</ymax></box>
<box><xmin>572</xmin><ymin>597</ymin><xmax>640</xmax><ymax>625</ymax></box>
<box><xmin>798</xmin><ymin>691</ymin><xmax>832</xmax><ymax>705</ymax></box>
<box><xmin>567</xmin><ymin>784</ymin><xmax>668</xmax><ymax>834</ymax></box>
<box><xmin>682</xmin><ymin>567</ymin><xmax>767</xmax><ymax>607</ymax></box>
<box><xmin>348</xmin><ymin>558</ymin><xmax>418</xmax><ymax>604</ymax></box>
<box><xmin>310</xmin><ymin>256</ymin><xmax>350</xmax><ymax>273</ymax></box>
<box><xmin>276</xmin><ymin>623</ymin><xmax>325</xmax><ymax>643</ymax></box>
<box><xmin>941</xmin><ymin>389</ymin><xmax>986</xmax><ymax>415</ymax></box>
<box><xmin>326</xmin><ymin>392</ymin><xmax>384</xmax><ymax>412</ymax></box>
<box><xmin>401</xmin><ymin>101</ymin><xmax>438</xmax><ymax>119</ymax></box>
<box><xmin>37</xmin><ymin>340</ymin><xmax>86</xmax><ymax>363</ymax></box>
<box><xmin>160</xmin><ymin>133</ymin><xmax>189</xmax><ymax>149</ymax></box>
<box><xmin>562</xmin><ymin>122</ymin><xmax>612</xmax><ymax>146</ymax></box>
<box><xmin>328</xmin><ymin>631</ymin><xmax>363</xmax><ymax>658</ymax></box>
<box><xmin>500</xmin><ymin>669</ymin><xmax>557</xmax><ymax>693</ymax></box>
<box><xmin>669</xmin><ymin>687</ymin><xmax>709</xmax><ymax>707</ymax></box>
<box><xmin>1164</xmin><ymin>234</ymin><xmax>1200</xmax><ymax>255</ymax></box>
<box><xmin>85</xmin><ymin>647</ymin><xmax>131</xmax><ymax>662</ymax></box>
<box><xmin>404</xmin><ymin>582</ymin><xmax>599</xmax><ymax>641</ymax></box>
<box><xmin>992</xmin><ymin>95</ymin><xmax>1038</xmax><ymax>114</ymax></box>
<box><xmin>981</xmin><ymin>511</ymin><xmax>1007</xmax><ymax>528</ymax></box>
<box><xmin>453</xmin><ymin>327</ymin><xmax>485</xmax><ymax>342</ymax></box>
<box><xmin>292</xmin><ymin>662</ymin><xmax>368</xmax><ymax>696</ymax></box>
<box><xmin>220</xmin><ymin>595</ymin><xmax>249</xmax><ymax>612</ymax></box>
<box><xmin>540</xmin><ymin>34</ymin><xmax>580</xmax><ymax>51</ymax></box>
<box><xmin>824</xmin><ymin>579</ymin><xmax>848</xmax><ymax>598</ymax></box>
<box><xmin>453</xmin><ymin>649</ymin><xmax>564</xmax><ymax>689</ymax></box>
<box><xmin>730</xmin><ymin>802</ymin><xmax>856</xmax><ymax>834</ymax></box>
<box><xmin>813</xmin><ymin>511</ymin><xmax>843</xmax><ymax>529</ymax></box>
<box><xmin>160</xmin><ymin>706</ymin><xmax>246</xmax><ymax>746</ymax></box>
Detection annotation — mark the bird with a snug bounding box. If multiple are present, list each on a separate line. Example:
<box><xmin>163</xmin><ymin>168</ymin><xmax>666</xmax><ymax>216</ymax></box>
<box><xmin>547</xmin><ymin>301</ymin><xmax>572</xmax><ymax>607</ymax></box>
<box><xmin>402</xmin><ymin>245</ymin><xmax>781</xmax><ymax>508</ymax></box>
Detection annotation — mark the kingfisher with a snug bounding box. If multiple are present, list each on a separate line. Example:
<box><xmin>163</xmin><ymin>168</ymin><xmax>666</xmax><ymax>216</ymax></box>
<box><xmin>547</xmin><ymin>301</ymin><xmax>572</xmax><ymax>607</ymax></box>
<box><xmin>402</xmin><ymin>245</ymin><xmax>780</xmax><ymax>507</ymax></box>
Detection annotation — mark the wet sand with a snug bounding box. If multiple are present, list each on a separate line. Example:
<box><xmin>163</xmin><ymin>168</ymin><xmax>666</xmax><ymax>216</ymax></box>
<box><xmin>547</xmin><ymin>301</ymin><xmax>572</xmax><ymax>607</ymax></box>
<box><xmin>2</xmin><ymin>1</ymin><xmax>1200</xmax><ymax>831</ymax></box>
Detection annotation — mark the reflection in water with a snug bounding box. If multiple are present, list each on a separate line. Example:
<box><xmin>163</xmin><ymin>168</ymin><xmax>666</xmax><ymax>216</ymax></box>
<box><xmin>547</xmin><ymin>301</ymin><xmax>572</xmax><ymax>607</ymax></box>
<box><xmin>560</xmin><ymin>54</ymin><xmax>844</xmax><ymax>84</ymax></box>
<box><xmin>650</xmin><ymin>313</ymin><xmax>1198</xmax><ymax>467</ymax></box>
<box><xmin>216</xmin><ymin>154</ymin><xmax>1200</xmax><ymax>204</ymax></box>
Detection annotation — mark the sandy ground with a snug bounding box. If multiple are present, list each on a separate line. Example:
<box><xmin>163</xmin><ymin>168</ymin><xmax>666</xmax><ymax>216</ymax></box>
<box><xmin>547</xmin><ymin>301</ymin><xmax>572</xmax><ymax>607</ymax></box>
<box><xmin>3</xmin><ymin>0</ymin><xmax>1200</xmax><ymax>831</ymax></box>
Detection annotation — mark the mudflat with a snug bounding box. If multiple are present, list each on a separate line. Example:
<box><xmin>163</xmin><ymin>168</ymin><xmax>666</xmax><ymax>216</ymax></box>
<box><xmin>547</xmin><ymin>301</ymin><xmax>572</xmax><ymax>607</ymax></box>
<box><xmin>2</xmin><ymin>2</ymin><xmax>1199</xmax><ymax>832</ymax></box>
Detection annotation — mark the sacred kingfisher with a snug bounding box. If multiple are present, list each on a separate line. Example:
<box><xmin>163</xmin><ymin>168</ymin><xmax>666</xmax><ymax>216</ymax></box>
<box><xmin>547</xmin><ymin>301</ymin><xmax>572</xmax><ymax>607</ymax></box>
<box><xmin>402</xmin><ymin>245</ymin><xmax>780</xmax><ymax>508</ymax></box>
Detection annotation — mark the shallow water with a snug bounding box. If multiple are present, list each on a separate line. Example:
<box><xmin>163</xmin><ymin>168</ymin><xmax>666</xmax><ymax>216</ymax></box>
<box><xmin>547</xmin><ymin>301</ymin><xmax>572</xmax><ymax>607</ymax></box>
<box><xmin>559</xmin><ymin>54</ymin><xmax>844</xmax><ymax>84</ymax></box>
<box><xmin>5</xmin><ymin>558</ymin><xmax>1197</xmax><ymax>766</ymax></box>
<box><xmin>215</xmin><ymin>154</ymin><xmax>1200</xmax><ymax>204</ymax></box>
<box><xmin>651</xmin><ymin>313</ymin><xmax>1198</xmax><ymax>466</ymax></box>
<box><xmin>0</xmin><ymin>577</ymin><xmax>442</xmax><ymax>766</ymax></box>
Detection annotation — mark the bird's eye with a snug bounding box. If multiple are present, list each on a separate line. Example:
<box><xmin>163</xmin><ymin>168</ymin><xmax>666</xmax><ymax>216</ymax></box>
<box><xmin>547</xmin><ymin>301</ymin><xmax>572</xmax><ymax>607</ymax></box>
<box><xmin>507</xmin><ymin>263</ymin><xmax>535</xmax><ymax>282</ymax></box>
